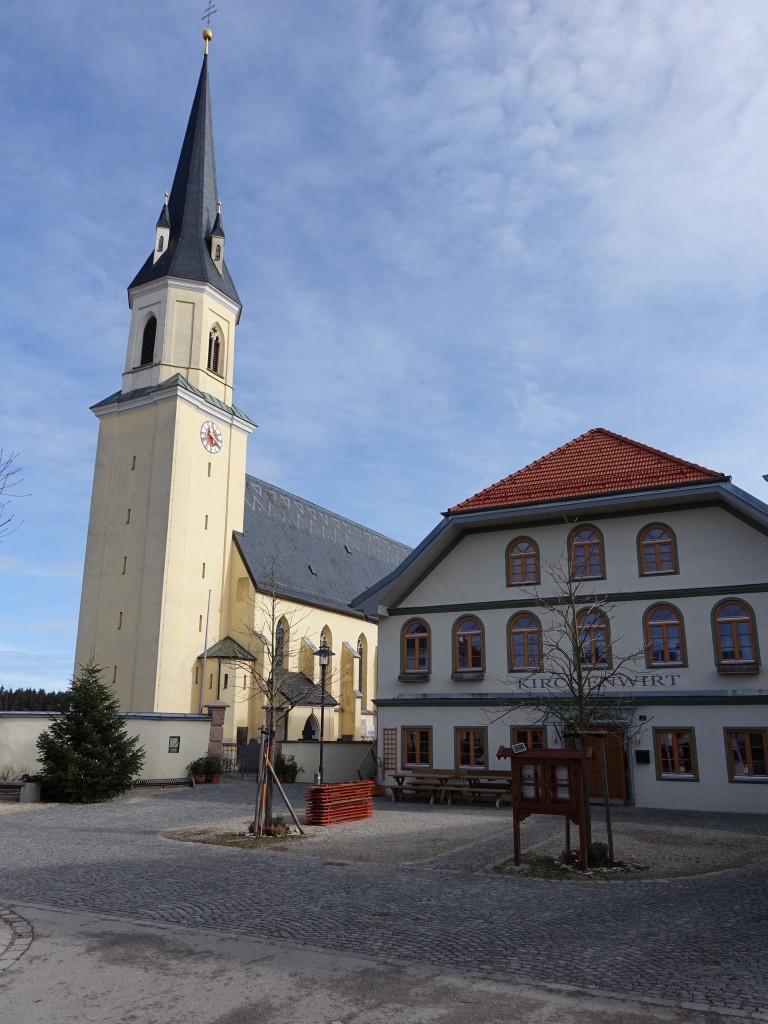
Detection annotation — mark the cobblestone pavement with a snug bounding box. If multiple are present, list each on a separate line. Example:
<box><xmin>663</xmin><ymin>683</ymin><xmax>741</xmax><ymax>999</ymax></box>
<box><xmin>1</xmin><ymin>781</ymin><xmax>766</xmax><ymax>1019</ymax></box>
<box><xmin>0</xmin><ymin>906</ymin><xmax>33</xmax><ymax>975</ymax></box>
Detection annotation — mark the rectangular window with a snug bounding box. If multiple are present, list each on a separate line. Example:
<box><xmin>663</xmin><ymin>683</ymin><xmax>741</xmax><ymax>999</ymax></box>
<box><xmin>131</xmin><ymin>455</ymin><xmax>136</xmax><ymax>470</ymax></box>
<box><xmin>118</xmin><ymin>611</ymin><xmax>122</xmax><ymax>630</ymax></box>
<box><xmin>383</xmin><ymin>728</ymin><xmax>397</xmax><ymax>771</ymax></box>
<box><xmin>402</xmin><ymin>727</ymin><xmax>432</xmax><ymax>767</ymax></box>
<box><xmin>122</xmin><ymin>556</ymin><xmax>127</xmax><ymax>575</ymax></box>
<box><xmin>654</xmin><ymin>728</ymin><xmax>697</xmax><ymax>779</ymax></box>
<box><xmin>168</xmin><ymin>736</ymin><xmax>180</xmax><ymax>754</ymax></box>
<box><xmin>126</xmin><ymin>508</ymin><xmax>131</xmax><ymax>524</ymax></box>
<box><xmin>455</xmin><ymin>727</ymin><xmax>487</xmax><ymax>768</ymax></box>
<box><xmin>725</xmin><ymin>729</ymin><xmax>767</xmax><ymax>780</ymax></box>
<box><xmin>512</xmin><ymin>727</ymin><xmax>546</xmax><ymax>750</ymax></box>
<box><xmin>202</xmin><ymin>562</ymin><xmax>206</xmax><ymax>578</ymax></box>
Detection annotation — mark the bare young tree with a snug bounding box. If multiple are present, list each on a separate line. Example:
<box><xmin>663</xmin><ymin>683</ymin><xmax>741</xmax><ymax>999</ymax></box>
<box><xmin>496</xmin><ymin>543</ymin><xmax>648</xmax><ymax>860</ymax></box>
<box><xmin>237</xmin><ymin>574</ymin><xmax>316</xmax><ymax>835</ymax></box>
<box><xmin>0</xmin><ymin>450</ymin><xmax>23</xmax><ymax>541</ymax></box>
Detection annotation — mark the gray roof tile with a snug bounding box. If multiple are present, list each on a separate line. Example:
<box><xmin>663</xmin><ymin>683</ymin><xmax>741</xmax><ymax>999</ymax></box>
<box><xmin>236</xmin><ymin>477</ymin><xmax>411</xmax><ymax>616</ymax></box>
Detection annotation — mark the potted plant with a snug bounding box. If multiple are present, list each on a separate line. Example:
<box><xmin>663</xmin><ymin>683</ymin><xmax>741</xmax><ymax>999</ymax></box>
<box><xmin>186</xmin><ymin>757</ymin><xmax>207</xmax><ymax>784</ymax></box>
<box><xmin>203</xmin><ymin>754</ymin><xmax>222</xmax><ymax>784</ymax></box>
<box><xmin>372</xmin><ymin>760</ymin><xmax>386</xmax><ymax>797</ymax></box>
<box><xmin>274</xmin><ymin>752</ymin><xmax>301</xmax><ymax>783</ymax></box>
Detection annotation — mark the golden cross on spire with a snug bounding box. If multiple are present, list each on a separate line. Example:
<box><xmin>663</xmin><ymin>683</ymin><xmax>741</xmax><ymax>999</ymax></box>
<box><xmin>201</xmin><ymin>2</ymin><xmax>218</xmax><ymax>52</ymax></box>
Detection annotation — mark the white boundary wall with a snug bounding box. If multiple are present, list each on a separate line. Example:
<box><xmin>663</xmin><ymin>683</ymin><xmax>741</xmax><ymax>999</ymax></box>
<box><xmin>0</xmin><ymin>712</ymin><xmax>211</xmax><ymax>781</ymax></box>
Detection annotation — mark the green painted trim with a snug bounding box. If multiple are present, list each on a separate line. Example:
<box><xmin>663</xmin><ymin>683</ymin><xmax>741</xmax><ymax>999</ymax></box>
<box><xmin>391</xmin><ymin>532</ymin><xmax>465</xmax><ymax>609</ymax></box>
<box><xmin>391</xmin><ymin>497</ymin><xmax>768</xmax><ymax>614</ymax></box>
<box><xmin>652</xmin><ymin>725</ymin><xmax>699</xmax><ymax>781</ymax></box>
<box><xmin>722</xmin><ymin>726</ymin><xmax>768</xmax><ymax>784</ymax></box>
<box><xmin>376</xmin><ymin>693</ymin><xmax>768</xmax><ymax>707</ymax></box>
<box><xmin>449</xmin><ymin>497</ymin><xmax>768</xmax><ymax>536</ymax></box>
<box><xmin>710</xmin><ymin>597</ymin><xmax>762</xmax><ymax>668</ymax></box>
<box><xmin>643</xmin><ymin>601</ymin><xmax>689</xmax><ymax>669</ymax></box>
<box><xmin>389</xmin><ymin>581</ymin><xmax>768</xmax><ymax>617</ymax></box>
<box><xmin>636</xmin><ymin>521</ymin><xmax>680</xmax><ymax>578</ymax></box>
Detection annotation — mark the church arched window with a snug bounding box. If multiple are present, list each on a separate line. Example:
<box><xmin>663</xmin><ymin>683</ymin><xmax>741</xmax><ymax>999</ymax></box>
<box><xmin>157</xmin><ymin>235</ymin><xmax>164</xmax><ymax>254</ymax></box>
<box><xmin>207</xmin><ymin>325</ymin><xmax>222</xmax><ymax>374</ymax></box>
<box><xmin>140</xmin><ymin>315</ymin><xmax>157</xmax><ymax>366</ymax></box>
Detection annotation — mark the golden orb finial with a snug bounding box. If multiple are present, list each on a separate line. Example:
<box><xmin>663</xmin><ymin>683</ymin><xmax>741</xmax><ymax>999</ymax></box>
<box><xmin>203</xmin><ymin>27</ymin><xmax>213</xmax><ymax>54</ymax></box>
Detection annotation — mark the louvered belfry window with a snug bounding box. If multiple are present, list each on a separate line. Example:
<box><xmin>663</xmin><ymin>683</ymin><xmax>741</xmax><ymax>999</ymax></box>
<box><xmin>140</xmin><ymin>315</ymin><xmax>157</xmax><ymax>366</ymax></box>
<box><xmin>207</xmin><ymin>325</ymin><xmax>221</xmax><ymax>374</ymax></box>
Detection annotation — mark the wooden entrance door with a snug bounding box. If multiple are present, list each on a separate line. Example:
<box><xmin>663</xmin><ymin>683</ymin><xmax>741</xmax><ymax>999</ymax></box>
<box><xmin>586</xmin><ymin>726</ymin><xmax>628</xmax><ymax>803</ymax></box>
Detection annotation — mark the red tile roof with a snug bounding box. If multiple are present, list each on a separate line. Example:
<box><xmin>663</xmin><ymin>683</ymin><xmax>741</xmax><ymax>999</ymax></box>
<box><xmin>450</xmin><ymin>428</ymin><xmax>727</xmax><ymax>513</ymax></box>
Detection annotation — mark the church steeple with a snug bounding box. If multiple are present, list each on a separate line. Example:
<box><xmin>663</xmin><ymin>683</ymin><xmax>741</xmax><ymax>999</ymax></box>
<box><xmin>129</xmin><ymin>40</ymin><xmax>240</xmax><ymax>308</ymax></box>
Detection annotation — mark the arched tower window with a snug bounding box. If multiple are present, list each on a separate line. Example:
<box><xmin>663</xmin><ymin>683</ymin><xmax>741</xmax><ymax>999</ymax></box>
<box><xmin>157</xmin><ymin>235</ymin><xmax>164</xmax><ymax>254</ymax></box>
<box><xmin>215</xmin><ymin>243</ymin><xmax>221</xmax><ymax>260</ymax></box>
<box><xmin>207</xmin><ymin>325</ymin><xmax>222</xmax><ymax>375</ymax></box>
<box><xmin>140</xmin><ymin>315</ymin><xmax>157</xmax><ymax>366</ymax></box>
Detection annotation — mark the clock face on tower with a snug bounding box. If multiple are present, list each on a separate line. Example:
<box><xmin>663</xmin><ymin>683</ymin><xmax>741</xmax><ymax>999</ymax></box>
<box><xmin>200</xmin><ymin>420</ymin><xmax>223</xmax><ymax>454</ymax></box>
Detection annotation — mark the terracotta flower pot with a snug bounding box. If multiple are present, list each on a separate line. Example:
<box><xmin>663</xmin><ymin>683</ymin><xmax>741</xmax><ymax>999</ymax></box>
<box><xmin>209</xmin><ymin>774</ymin><xmax>221</xmax><ymax>784</ymax></box>
<box><xmin>193</xmin><ymin>774</ymin><xmax>206</xmax><ymax>784</ymax></box>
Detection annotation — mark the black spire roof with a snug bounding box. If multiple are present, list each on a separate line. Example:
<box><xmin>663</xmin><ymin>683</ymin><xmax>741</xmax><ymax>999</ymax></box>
<box><xmin>129</xmin><ymin>54</ymin><xmax>240</xmax><ymax>308</ymax></box>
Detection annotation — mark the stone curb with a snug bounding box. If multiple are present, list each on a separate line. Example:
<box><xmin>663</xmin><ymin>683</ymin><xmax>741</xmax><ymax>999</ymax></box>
<box><xmin>0</xmin><ymin>906</ymin><xmax>33</xmax><ymax>974</ymax></box>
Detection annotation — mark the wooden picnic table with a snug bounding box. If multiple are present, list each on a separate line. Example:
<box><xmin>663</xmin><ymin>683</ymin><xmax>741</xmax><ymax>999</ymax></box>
<box><xmin>388</xmin><ymin>769</ymin><xmax>514</xmax><ymax>806</ymax></box>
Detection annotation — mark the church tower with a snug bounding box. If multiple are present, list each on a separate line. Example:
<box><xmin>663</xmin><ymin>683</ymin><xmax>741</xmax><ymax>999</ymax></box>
<box><xmin>75</xmin><ymin>31</ymin><xmax>255</xmax><ymax>712</ymax></box>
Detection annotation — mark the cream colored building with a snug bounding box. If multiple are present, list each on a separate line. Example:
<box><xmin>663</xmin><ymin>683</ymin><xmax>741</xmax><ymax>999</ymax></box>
<box><xmin>74</xmin><ymin>38</ymin><xmax>409</xmax><ymax>746</ymax></box>
<box><xmin>355</xmin><ymin>428</ymin><xmax>768</xmax><ymax>813</ymax></box>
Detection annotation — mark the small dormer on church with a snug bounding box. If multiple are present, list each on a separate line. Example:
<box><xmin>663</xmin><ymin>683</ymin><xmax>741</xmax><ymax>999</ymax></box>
<box><xmin>122</xmin><ymin>34</ymin><xmax>242</xmax><ymax>406</ymax></box>
<box><xmin>210</xmin><ymin>201</ymin><xmax>225</xmax><ymax>274</ymax></box>
<box><xmin>153</xmin><ymin>194</ymin><xmax>171</xmax><ymax>264</ymax></box>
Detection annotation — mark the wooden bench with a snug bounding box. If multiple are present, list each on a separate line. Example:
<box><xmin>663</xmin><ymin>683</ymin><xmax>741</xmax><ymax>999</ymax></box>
<box><xmin>389</xmin><ymin>781</ymin><xmax>445</xmax><ymax>803</ymax></box>
<box><xmin>463</xmin><ymin>782</ymin><xmax>512</xmax><ymax>808</ymax></box>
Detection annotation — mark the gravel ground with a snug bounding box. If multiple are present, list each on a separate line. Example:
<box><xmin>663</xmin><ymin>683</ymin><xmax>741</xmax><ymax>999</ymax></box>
<box><xmin>157</xmin><ymin>787</ymin><xmax>768</xmax><ymax>880</ymax></box>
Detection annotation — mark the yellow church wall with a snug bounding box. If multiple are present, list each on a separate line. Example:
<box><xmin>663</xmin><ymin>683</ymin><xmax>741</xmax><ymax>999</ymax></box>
<box><xmin>214</xmin><ymin>548</ymin><xmax>379</xmax><ymax>746</ymax></box>
<box><xmin>75</xmin><ymin>398</ymin><xmax>176</xmax><ymax>712</ymax></box>
<box><xmin>152</xmin><ymin>395</ymin><xmax>250</xmax><ymax>715</ymax></box>
<box><xmin>75</xmin><ymin>379</ymin><xmax>253</xmax><ymax>717</ymax></box>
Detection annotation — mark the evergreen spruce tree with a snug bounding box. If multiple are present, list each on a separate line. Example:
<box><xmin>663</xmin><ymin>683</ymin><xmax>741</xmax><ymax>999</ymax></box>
<box><xmin>36</xmin><ymin>661</ymin><xmax>145</xmax><ymax>802</ymax></box>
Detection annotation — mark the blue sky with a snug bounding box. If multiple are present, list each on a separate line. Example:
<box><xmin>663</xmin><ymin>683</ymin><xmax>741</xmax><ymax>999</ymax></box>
<box><xmin>3</xmin><ymin>1</ymin><xmax>768</xmax><ymax>691</ymax></box>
